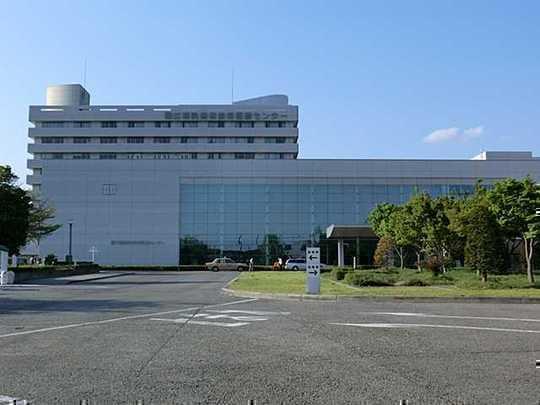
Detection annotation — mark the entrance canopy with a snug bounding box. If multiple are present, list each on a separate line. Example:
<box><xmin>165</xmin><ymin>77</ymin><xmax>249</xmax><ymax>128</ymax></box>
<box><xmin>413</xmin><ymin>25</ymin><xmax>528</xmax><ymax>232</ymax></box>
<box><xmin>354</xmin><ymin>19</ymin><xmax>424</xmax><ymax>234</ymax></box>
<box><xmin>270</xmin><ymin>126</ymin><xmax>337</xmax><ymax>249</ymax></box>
<box><xmin>326</xmin><ymin>225</ymin><xmax>376</xmax><ymax>240</ymax></box>
<box><xmin>326</xmin><ymin>225</ymin><xmax>377</xmax><ymax>267</ymax></box>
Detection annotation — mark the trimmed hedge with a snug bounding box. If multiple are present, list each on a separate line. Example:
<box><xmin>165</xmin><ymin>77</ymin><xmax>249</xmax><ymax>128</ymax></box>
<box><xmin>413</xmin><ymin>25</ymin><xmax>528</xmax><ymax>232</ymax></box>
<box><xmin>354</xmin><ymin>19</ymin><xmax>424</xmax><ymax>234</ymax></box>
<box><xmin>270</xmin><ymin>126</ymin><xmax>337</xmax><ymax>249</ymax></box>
<box><xmin>331</xmin><ymin>268</ymin><xmax>349</xmax><ymax>281</ymax></box>
<box><xmin>344</xmin><ymin>272</ymin><xmax>394</xmax><ymax>287</ymax></box>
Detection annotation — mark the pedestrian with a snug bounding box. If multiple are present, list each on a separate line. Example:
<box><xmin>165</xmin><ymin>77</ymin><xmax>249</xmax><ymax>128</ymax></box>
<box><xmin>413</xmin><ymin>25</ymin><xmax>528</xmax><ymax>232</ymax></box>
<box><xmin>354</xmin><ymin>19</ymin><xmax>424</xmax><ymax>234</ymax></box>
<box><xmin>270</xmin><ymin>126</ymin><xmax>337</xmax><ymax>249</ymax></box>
<box><xmin>278</xmin><ymin>257</ymin><xmax>283</xmax><ymax>270</ymax></box>
<box><xmin>249</xmin><ymin>257</ymin><xmax>254</xmax><ymax>272</ymax></box>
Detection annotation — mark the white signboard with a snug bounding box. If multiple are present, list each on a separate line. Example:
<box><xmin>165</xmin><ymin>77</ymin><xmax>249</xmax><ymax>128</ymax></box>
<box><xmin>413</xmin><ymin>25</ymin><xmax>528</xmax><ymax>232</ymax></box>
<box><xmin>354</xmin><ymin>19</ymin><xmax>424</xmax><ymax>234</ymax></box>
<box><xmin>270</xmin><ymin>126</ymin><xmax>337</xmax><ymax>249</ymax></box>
<box><xmin>306</xmin><ymin>247</ymin><xmax>321</xmax><ymax>294</ymax></box>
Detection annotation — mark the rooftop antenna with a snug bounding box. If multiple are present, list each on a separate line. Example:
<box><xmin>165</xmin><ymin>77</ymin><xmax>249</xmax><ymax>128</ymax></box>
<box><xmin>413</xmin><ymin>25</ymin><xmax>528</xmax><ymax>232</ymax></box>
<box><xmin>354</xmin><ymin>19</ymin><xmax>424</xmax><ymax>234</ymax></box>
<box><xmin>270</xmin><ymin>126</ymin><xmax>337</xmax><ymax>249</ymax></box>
<box><xmin>231</xmin><ymin>68</ymin><xmax>234</xmax><ymax>103</ymax></box>
<box><xmin>83</xmin><ymin>58</ymin><xmax>87</xmax><ymax>88</ymax></box>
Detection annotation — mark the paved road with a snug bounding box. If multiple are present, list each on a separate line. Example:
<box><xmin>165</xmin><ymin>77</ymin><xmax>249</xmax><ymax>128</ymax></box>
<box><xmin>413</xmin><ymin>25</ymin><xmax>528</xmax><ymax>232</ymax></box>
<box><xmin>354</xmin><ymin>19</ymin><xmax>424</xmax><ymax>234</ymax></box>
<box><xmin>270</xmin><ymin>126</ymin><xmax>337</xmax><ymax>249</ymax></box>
<box><xmin>0</xmin><ymin>271</ymin><xmax>539</xmax><ymax>404</ymax></box>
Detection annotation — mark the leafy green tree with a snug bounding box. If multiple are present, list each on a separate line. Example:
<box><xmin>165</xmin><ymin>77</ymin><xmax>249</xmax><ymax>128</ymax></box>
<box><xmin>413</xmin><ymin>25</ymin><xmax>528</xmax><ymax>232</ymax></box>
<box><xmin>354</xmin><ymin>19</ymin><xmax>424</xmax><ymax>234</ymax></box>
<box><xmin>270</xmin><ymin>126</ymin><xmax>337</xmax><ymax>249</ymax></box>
<box><xmin>26</xmin><ymin>193</ymin><xmax>62</xmax><ymax>256</ymax></box>
<box><xmin>368</xmin><ymin>203</ymin><xmax>407</xmax><ymax>269</ymax></box>
<box><xmin>400</xmin><ymin>193</ymin><xmax>433</xmax><ymax>271</ymax></box>
<box><xmin>459</xmin><ymin>197</ymin><xmax>505</xmax><ymax>282</ymax></box>
<box><xmin>487</xmin><ymin>177</ymin><xmax>540</xmax><ymax>283</ymax></box>
<box><xmin>0</xmin><ymin>166</ymin><xmax>32</xmax><ymax>255</ymax></box>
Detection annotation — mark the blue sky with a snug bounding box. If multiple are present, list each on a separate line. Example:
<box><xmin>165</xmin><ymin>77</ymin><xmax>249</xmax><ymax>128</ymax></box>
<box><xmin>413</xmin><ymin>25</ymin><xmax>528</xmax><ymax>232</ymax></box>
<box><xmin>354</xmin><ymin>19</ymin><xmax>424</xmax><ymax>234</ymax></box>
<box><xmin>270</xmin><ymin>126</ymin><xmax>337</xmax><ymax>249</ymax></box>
<box><xmin>1</xmin><ymin>0</ymin><xmax>539</xmax><ymax>180</ymax></box>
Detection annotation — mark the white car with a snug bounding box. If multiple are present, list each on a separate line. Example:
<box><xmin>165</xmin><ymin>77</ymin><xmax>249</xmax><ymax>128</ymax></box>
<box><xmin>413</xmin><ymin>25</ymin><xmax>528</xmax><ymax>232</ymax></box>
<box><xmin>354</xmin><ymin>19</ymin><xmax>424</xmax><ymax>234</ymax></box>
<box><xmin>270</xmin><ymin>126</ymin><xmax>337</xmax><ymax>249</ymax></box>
<box><xmin>285</xmin><ymin>258</ymin><xmax>326</xmax><ymax>271</ymax></box>
<box><xmin>205</xmin><ymin>257</ymin><xmax>248</xmax><ymax>272</ymax></box>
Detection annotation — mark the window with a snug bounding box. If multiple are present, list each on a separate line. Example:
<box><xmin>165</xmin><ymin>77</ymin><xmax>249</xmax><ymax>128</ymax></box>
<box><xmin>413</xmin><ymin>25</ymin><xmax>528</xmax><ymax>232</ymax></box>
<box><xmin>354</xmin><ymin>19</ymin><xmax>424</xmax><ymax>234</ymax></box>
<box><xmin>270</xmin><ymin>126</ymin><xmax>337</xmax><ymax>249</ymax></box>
<box><xmin>74</xmin><ymin>121</ymin><xmax>91</xmax><ymax>128</ymax></box>
<box><xmin>154</xmin><ymin>121</ymin><xmax>171</xmax><ymax>128</ymax></box>
<box><xmin>102</xmin><ymin>184</ymin><xmax>117</xmax><ymax>195</ymax></box>
<box><xmin>41</xmin><ymin>121</ymin><xmax>65</xmax><ymax>128</ymax></box>
<box><xmin>99</xmin><ymin>153</ymin><xmax>117</xmax><ymax>159</ymax></box>
<box><xmin>100</xmin><ymin>137</ymin><xmax>117</xmax><ymax>144</ymax></box>
<box><xmin>265</xmin><ymin>121</ymin><xmax>286</xmax><ymax>128</ymax></box>
<box><xmin>33</xmin><ymin>168</ymin><xmax>42</xmax><ymax>176</ymax></box>
<box><xmin>235</xmin><ymin>153</ymin><xmax>255</xmax><ymax>159</ymax></box>
<box><xmin>74</xmin><ymin>137</ymin><xmax>91</xmax><ymax>144</ymax></box>
<box><xmin>154</xmin><ymin>153</ymin><xmax>170</xmax><ymax>159</ymax></box>
<box><xmin>128</xmin><ymin>137</ymin><xmax>144</xmax><ymax>144</ymax></box>
<box><xmin>73</xmin><ymin>153</ymin><xmax>91</xmax><ymax>160</ymax></box>
<box><xmin>208</xmin><ymin>121</ymin><xmax>225</xmax><ymax>128</ymax></box>
<box><xmin>276</xmin><ymin>137</ymin><xmax>285</xmax><ymax>143</ymax></box>
<box><xmin>184</xmin><ymin>122</ymin><xmax>198</xmax><ymax>128</ymax></box>
<box><xmin>265</xmin><ymin>138</ymin><xmax>275</xmax><ymax>143</ymax></box>
<box><xmin>128</xmin><ymin>121</ymin><xmax>144</xmax><ymax>128</ymax></box>
<box><xmin>247</xmin><ymin>137</ymin><xmax>254</xmax><ymax>144</ymax></box>
<box><xmin>32</xmin><ymin>184</ymin><xmax>41</xmax><ymax>193</ymax></box>
<box><xmin>208</xmin><ymin>153</ymin><xmax>215</xmax><ymax>159</ymax></box>
<box><xmin>191</xmin><ymin>153</ymin><xmax>198</xmax><ymax>160</ymax></box>
<box><xmin>127</xmin><ymin>153</ymin><xmax>144</xmax><ymax>159</ymax></box>
<box><xmin>41</xmin><ymin>137</ymin><xmax>64</xmax><ymax>144</ymax></box>
<box><xmin>209</xmin><ymin>137</ymin><xmax>225</xmax><ymax>143</ymax></box>
<box><xmin>180</xmin><ymin>137</ymin><xmax>188</xmax><ymax>143</ymax></box>
<box><xmin>101</xmin><ymin>121</ymin><xmax>117</xmax><ymax>128</ymax></box>
<box><xmin>154</xmin><ymin>137</ymin><xmax>170</xmax><ymax>143</ymax></box>
<box><xmin>52</xmin><ymin>153</ymin><xmax>63</xmax><ymax>159</ymax></box>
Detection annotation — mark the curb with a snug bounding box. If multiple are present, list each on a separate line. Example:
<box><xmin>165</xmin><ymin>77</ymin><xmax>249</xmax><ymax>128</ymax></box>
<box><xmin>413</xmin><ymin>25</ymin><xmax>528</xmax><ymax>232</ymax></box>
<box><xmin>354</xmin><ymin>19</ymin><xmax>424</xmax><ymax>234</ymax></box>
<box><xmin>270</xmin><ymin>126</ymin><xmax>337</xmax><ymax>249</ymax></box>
<box><xmin>221</xmin><ymin>287</ymin><xmax>540</xmax><ymax>304</ymax></box>
<box><xmin>66</xmin><ymin>272</ymin><xmax>135</xmax><ymax>284</ymax></box>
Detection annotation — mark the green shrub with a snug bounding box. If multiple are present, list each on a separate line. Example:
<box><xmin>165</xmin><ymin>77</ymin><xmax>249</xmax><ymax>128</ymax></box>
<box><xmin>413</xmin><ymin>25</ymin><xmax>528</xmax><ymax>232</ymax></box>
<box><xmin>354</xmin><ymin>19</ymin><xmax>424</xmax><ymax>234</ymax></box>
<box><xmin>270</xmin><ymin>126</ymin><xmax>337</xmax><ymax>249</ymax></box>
<box><xmin>331</xmin><ymin>267</ymin><xmax>348</xmax><ymax>281</ymax></box>
<box><xmin>44</xmin><ymin>254</ymin><xmax>57</xmax><ymax>265</ymax></box>
<box><xmin>402</xmin><ymin>278</ymin><xmax>429</xmax><ymax>286</ymax></box>
<box><xmin>344</xmin><ymin>272</ymin><xmax>393</xmax><ymax>287</ymax></box>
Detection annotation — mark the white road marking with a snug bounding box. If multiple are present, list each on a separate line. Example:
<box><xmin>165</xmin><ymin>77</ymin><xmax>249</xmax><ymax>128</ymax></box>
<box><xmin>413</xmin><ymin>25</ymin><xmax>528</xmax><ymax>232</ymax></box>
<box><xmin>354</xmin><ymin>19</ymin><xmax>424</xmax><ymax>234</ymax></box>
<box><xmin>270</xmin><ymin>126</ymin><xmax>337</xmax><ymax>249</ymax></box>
<box><xmin>358</xmin><ymin>312</ymin><xmax>540</xmax><ymax>323</ymax></box>
<box><xmin>330</xmin><ymin>322</ymin><xmax>540</xmax><ymax>334</ymax></box>
<box><xmin>207</xmin><ymin>309</ymin><xmax>290</xmax><ymax>316</ymax></box>
<box><xmin>151</xmin><ymin>307</ymin><xmax>287</xmax><ymax>328</ymax></box>
<box><xmin>151</xmin><ymin>317</ymin><xmax>250</xmax><ymax>328</ymax></box>
<box><xmin>0</xmin><ymin>297</ymin><xmax>260</xmax><ymax>339</ymax></box>
<box><xmin>0</xmin><ymin>395</ymin><xmax>30</xmax><ymax>404</ymax></box>
<box><xmin>0</xmin><ymin>306</ymin><xmax>199</xmax><ymax>339</ymax></box>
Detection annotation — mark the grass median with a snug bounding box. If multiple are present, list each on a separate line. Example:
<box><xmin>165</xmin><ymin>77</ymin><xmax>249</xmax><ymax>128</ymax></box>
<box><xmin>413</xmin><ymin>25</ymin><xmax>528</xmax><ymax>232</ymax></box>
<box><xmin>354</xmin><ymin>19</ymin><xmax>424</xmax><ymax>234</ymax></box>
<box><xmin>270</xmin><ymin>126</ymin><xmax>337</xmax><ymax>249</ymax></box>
<box><xmin>229</xmin><ymin>270</ymin><xmax>540</xmax><ymax>298</ymax></box>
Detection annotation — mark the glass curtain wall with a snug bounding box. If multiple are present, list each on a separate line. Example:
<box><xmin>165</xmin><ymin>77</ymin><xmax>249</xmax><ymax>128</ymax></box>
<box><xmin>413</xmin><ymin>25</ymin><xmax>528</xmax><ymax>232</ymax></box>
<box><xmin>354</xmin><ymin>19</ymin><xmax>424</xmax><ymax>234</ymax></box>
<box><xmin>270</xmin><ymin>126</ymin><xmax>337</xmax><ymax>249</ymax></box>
<box><xmin>179</xmin><ymin>178</ymin><xmax>475</xmax><ymax>265</ymax></box>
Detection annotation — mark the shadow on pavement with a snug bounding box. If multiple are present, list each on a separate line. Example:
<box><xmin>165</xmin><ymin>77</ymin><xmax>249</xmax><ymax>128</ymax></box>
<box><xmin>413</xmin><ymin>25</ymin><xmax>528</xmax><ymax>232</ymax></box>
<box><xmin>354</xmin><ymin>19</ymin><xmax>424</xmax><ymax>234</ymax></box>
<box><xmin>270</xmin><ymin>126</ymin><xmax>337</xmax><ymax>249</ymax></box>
<box><xmin>90</xmin><ymin>280</ymin><xmax>224</xmax><ymax>286</ymax></box>
<box><xmin>0</xmin><ymin>298</ymin><xmax>160</xmax><ymax>315</ymax></box>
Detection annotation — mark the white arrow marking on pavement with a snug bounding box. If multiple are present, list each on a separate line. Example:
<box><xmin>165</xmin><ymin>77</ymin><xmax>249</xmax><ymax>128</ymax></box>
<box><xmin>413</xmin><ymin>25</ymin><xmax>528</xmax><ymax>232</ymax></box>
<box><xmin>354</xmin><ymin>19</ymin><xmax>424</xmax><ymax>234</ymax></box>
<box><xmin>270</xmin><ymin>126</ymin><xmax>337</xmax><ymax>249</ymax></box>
<box><xmin>330</xmin><ymin>322</ymin><xmax>540</xmax><ymax>334</ymax></box>
<box><xmin>151</xmin><ymin>317</ymin><xmax>249</xmax><ymax>327</ymax></box>
<box><xmin>0</xmin><ymin>395</ymin><xmax>30</xmax><ymax>404</ymax></box>
<box><xmin>0</xmin><ymin>298</ymin><xmax>259</xmax><ymax>339</ymax></box>
<box><xmin>207</xmin><ymin>309</ymin><xmax>290</xmax><ymax>316</ymax></box>
<box><xmin>356</xmin><ymin>312</ymin><xmax>540</xmax><ymax>323</ymax></box>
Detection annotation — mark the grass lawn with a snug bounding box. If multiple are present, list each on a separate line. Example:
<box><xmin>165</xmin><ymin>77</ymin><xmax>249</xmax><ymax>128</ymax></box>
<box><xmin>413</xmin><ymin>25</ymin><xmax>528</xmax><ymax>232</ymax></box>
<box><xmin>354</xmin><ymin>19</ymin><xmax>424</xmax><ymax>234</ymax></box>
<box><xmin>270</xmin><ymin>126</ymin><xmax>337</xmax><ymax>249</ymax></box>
<box><xmin>229</xmin><ymin>270</ymin><xmax>540</xmax><ymax>298</ymax></box>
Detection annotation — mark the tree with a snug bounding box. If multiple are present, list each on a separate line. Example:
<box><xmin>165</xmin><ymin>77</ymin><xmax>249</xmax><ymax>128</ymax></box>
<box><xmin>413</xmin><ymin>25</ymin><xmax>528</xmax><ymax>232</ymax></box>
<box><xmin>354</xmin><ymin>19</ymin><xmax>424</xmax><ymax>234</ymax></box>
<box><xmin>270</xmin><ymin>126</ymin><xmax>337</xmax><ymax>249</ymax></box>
<box><xmin>459</xmin><ymin>197</ymin><xmax>505</xmax><ymax>282</ymax></box>
<box><xmin>373</xmin><ymin>236</ymin><xmax>394</xmax><ymax>268</ymax></box>
<box><xmin>487</xmin><ymin>177</ymin><xmax>540</xmax><ymax>283</ymax></box>
<box><xmin>26</xmin><ymin>193</ymin><xmax>62</xmax><ymax>256</ymax></box>
<box><xmin>443</xmin><ymin>196</ymin><xmax>466</xmax><ymax>265</ymax></box>
<box><xmin>0</xmin><ymin>166</ymin><xmax>32</xmax><ymax>255</ymax></box>
<box><xmin>400</xmin><ymin>193</ymin><xmax>433</xmax><ymax>271</ymax></box>
<box><xmin>368</xmin><ymin>203</ymin><xmax>407</xmax><ymax>269</ymax></box>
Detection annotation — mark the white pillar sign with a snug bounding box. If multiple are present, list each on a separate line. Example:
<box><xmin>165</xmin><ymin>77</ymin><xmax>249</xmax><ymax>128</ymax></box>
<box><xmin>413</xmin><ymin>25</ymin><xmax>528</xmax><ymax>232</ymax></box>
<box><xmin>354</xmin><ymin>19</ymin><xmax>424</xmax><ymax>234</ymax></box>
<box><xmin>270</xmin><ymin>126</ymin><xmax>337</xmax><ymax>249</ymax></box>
<box><xmin>306</xmin><ymin>247</ymin><xmax>321</xmax><ymax>294</ymax></box>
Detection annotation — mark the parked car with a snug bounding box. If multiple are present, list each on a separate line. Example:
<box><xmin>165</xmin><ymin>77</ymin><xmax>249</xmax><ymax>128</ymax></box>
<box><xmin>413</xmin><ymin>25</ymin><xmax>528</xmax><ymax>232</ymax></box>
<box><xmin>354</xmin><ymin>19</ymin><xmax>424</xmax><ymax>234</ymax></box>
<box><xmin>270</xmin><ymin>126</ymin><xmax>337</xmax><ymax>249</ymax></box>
<box><xmin>205</xmin><ymin>257</ymin><xmax>248</xmax><ymax>272</ymax></box>
<box><xmin>285</xmin><ymin>258</ymin><xmax>327</xmax><ymax>271</ymax></box>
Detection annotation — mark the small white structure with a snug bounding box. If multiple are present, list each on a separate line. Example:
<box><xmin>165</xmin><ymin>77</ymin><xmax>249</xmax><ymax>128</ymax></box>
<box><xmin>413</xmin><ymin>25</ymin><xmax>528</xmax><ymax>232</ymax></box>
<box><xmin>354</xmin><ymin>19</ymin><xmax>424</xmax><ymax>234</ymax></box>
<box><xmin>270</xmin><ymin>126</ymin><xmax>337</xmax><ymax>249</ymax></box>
<box><xmin>0</xmin><ymin>245</ymin><xmax>11</xmax><ymax>285</ymax></box>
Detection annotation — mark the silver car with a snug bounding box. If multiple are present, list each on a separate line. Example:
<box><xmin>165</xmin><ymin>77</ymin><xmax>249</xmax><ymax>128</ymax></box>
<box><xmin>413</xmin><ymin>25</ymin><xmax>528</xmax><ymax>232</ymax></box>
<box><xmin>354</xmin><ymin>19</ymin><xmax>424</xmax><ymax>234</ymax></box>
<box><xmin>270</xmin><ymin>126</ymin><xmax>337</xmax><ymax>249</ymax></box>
<box><xmin>205</xmin><ymin>257</ymin><xmax>248</xmax><ymax>272</ymax></box>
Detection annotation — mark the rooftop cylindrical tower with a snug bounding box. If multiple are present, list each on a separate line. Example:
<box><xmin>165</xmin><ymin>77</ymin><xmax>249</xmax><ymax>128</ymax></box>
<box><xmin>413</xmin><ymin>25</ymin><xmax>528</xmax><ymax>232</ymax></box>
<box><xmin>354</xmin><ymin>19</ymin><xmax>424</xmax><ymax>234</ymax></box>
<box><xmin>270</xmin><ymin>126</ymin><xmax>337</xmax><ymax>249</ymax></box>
<box><xmin>46</xmin><ymin>84</ymin><xmax>90</xmax><ymax>106</ymax></box>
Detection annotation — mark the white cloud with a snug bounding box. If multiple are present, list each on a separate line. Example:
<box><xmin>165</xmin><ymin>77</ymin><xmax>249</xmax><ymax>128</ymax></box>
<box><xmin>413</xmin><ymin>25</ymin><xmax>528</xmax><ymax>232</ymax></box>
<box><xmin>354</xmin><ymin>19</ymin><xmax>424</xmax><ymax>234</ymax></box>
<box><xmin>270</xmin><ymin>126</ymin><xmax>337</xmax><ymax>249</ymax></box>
<box><xmin>423</xmin><ymin>126</ymin><xmax>484</xmax><ymax>144</ymax></box>
<box><xmin>463</xmin><ymin>126</ymin><xmax>484</xmax><ymax>138</ymax></box>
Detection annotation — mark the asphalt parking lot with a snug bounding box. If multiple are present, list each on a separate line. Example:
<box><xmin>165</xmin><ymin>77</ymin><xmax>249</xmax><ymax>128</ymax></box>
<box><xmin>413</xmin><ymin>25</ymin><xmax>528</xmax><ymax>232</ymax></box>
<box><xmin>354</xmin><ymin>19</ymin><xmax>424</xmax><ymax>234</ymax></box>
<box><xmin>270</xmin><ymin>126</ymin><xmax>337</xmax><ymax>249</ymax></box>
<box><xmin>0</xmin><ymin>271</ymin><xmax>539</xmax><ymax>404</ymax></box>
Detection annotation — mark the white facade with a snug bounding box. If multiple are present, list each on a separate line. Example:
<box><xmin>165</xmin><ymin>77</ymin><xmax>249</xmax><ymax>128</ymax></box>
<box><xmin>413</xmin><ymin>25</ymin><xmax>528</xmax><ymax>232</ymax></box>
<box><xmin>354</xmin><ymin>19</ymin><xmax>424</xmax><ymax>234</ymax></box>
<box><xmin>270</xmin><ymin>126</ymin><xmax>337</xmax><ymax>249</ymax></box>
<box><xmin>26</xmin><ymin>84</ymin><xmax>540</xmax><ymax>265</ymax></box>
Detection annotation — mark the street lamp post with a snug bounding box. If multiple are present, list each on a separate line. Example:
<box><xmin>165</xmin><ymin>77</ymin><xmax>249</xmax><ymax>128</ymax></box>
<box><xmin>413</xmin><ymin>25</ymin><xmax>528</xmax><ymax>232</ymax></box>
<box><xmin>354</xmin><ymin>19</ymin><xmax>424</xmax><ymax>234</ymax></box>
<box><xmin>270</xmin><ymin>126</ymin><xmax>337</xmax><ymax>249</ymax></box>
<box><xmin>66</xmin><ymin>220</ymin><xmax>73</xmax><ymax>263</ymax></box>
